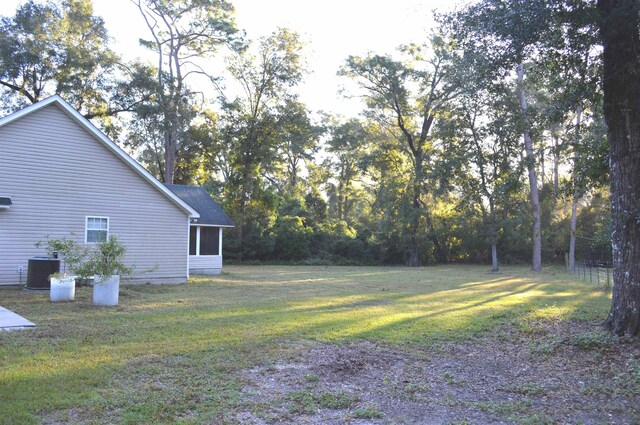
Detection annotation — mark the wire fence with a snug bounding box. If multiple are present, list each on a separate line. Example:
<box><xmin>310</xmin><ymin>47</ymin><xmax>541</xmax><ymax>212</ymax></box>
<box><xmin>565</xmin><ymin>256</ymin><xmax>613</xmax><ymax>291</ymax></box>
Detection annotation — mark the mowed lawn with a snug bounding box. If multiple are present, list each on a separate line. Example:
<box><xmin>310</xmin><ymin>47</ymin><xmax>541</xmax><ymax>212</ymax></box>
<box><xmin>0</xmin><ymin>265</ymin><xmax>615</xmax><ymax>424</ymax></box>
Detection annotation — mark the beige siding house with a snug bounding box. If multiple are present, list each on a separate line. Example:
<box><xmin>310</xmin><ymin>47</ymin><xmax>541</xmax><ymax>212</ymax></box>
<box><xmin>0</xmin><ymin>96</ymin><xmax>204</xmax><ymax>285</ymax></box>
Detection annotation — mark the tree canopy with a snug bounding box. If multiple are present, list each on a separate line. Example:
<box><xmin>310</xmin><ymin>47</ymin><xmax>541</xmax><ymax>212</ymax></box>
<box><xmin>0</xmin><ymin>0</ymin><xmax>119</xmax><ymax>117</ymax></box>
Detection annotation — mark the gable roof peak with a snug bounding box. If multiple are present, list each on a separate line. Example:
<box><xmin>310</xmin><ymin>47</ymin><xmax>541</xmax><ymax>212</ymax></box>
<box><xmin>0</xmin><ymin>95</ymin><xmax>199</xmax><ymax>218</ymax></box>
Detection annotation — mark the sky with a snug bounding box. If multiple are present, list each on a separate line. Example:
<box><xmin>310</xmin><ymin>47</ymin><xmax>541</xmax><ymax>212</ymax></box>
<box><xmin>1</xmin><ymin>0</ymin><xmax>463</xmax><ymax>117</ymax></box>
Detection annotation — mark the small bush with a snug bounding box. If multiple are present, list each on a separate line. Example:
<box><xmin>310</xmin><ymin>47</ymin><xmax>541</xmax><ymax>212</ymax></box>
<box><xmin>303</xmin><ymin>373</ymin><xmax>320</xmax><ymax>383</ymax></box>
<box><xmin>351</xmin><ymin>402</ymin><xmax>383</xmax><ymax>419</ymax></box>
<box><xmin>572</xmin><ymin>330</ymin><xmax>614</xmax><ymax>350</ymax></box>
<box><xmin>287</xmin><ymin>390</ymin><xmax>316</xmax><ymax>415</ymax></box>
<box><xmin>316</xmin><ymin>391</ymin><xmax>359</xmax><ymax>409</ymax></box>
<box><xmin>529</xmin><ymin>336</ymin><xmax>562</xmax><ymax>357</ymax></box>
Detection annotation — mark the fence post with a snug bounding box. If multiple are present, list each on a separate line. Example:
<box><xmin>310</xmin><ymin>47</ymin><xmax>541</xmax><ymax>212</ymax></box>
<box><xmin>589</xmin><ymin>264</ymin><xmax>592</xmax><ymax>284</ymax></box>
<box><xmin>597</xmin><ymin>266</ymin><xmax>600</xmax><ymax>286</ymax></box>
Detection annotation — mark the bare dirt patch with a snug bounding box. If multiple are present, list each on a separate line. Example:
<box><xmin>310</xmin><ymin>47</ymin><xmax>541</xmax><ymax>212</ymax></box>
<box><xmin>236</xmin><ymin>320</ymin><xmax>640</xmax><ymax>424</ymax></box>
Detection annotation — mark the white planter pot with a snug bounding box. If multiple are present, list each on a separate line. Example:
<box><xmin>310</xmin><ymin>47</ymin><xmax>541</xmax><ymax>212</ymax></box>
<box><xmin>50</xmin><ymin>276</ymin><xmax>76</xmax><ymax>302</ymax></box>
<box><xmin>92</xmin><ymin>275</ymin><xmax>120</xmax><ymax>306</ymax></box>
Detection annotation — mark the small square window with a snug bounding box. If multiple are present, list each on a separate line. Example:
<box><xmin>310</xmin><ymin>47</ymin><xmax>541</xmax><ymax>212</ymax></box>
<box><xmin>86</xmin><ymin>217</ymin><xmax>109</xmax><ymax>243</ymax></box>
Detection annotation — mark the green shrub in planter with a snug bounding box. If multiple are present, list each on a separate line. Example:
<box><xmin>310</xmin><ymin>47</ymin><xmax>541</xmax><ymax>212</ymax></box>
<box><xmin>80</xmin><ymin>235</ymin><xmax>131</xmax><ymax>279</ymax></box>
<box><xmin>35</xmin><ymin>234</ymin><xmax>87</xmax><ymax>277</ymax></box>
<box><xmin>77</xmin><ymin>235</ymin><xmax>132</xmax><ymax>306</ymax></box>
<box><xmin>35</xmin><ymin>234</ymin><xmax>88</xmax><ymax>302</ymax></box>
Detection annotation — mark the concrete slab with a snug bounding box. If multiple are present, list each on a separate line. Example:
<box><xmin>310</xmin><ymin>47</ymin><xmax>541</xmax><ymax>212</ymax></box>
<box><xmin>0</xmin><ymin>306</ymin><xmax>35</xmax><ymax>330</ymax></box>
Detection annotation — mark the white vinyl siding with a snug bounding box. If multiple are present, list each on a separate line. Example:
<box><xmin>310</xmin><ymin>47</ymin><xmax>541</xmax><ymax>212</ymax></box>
<box><xmin>188</xmin><ymin>255</ymin><xmax>222</xmax><ymax>275</ymax></box>
<box><xmin>86</xmin><ymin>216</ymin><xmax>109</xmax><ymax>243</ymax></box>
<box><xmin>0</xmin><ymin>104</ymin><xmax>189</xmax><ymax>285</ymax></box>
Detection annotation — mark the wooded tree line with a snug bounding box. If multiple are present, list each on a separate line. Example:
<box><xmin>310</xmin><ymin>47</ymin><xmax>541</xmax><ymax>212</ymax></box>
<box><xmin>0</xmin><ymin>0</ymin><xmax>640</xmax><ymax>335</ymax></box>
<box><xmin>2</xmin><ymin>0</ymin><xmax>637</xmax><ymax>335</ymax></box>
<box><xmin>0</xmin><ymin>0</ymin><xmax>611</xmax><ymax>268</ymax></box>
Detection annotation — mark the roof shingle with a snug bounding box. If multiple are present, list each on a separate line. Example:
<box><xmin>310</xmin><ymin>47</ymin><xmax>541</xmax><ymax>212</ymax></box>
<box><xmin>165</xmin><ymin>184</ymin><xmax>234</xmax><ymax>227</ymax></box>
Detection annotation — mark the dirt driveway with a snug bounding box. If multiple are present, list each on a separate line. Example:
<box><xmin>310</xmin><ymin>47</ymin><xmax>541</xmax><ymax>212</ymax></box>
<box><xmin>236</xmin><ymin>320</ymin><xmax>640</xmax><ymax>424</ymax></box>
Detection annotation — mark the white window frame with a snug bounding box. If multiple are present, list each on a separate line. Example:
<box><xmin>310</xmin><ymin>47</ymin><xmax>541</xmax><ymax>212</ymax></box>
<box><xmin>196</xmin><ymin>226</ymin><xmax>201</xmax><ymax>255</ymax></box>
<box><xmin>189</xmin><ymin>225</ymin><xmax>222</xmax><ymax>256</ymax></box>
<box><xmin>85</xmin><ymin>216</ymin><xmax>109</xmax><ymax>244</ymax></box>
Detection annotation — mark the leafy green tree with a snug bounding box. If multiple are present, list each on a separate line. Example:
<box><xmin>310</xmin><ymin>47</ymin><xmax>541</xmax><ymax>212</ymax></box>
<box><xmin>324</xmin><ymin>118</ymin><xmax>369</xmax><ymax>223</ymax></box>
<box><xmin>340</xmin><ymin>37</ymin><xmax>461</xmax><ymax>266</ymax></box>
<box><xmin>534</xmin><ymin>0</ymin><xmax>603</xmax><ymax>273</ymax></box>
<box><xmin>357</xmin><ymin>123</ymin><xmax>420</xmax><ymax>264</ymax></box>
<box><xmin>179</xmin><ymin>109</ymin><xmax>226</xmax><ymax>185</ymax></box>
<box><xmin>121</xmin><ymin>63</ymin><xmax>210</xmax><ymax>184</ymax></box>
<box><xmin>134</xmin><ymin>0</ymin><xmax>239</xmax><ymax>184</ymax></box>
<box><xmin>273</xmin><ymin>99</ymin><xmax>323</xmax><ymax>191</ymax></box>
<box><xmin>0</xmin><ymin>0</ymin><xmax>120</xmax><ymax>117</ymax></box>
<box><xmin>442</xmin><ymin>0</ymin><xmax>556</xmax><ymax>271</ymax></box>
<box><xmin>221</xmin><ymin>28</ymin><xmax>306</xmax><ymax>261</ymax></box>
<box><xmin>444</xmin><ymin>86</ymin><xmax>524</xmax><ymax>271</ymax></box>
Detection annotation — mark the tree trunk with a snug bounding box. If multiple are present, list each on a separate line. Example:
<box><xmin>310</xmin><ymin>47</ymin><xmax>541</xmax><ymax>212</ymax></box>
<box><xmin>491</xmin><ymin>242</ymin><xmax>498</xmax><ymax>272</ymax></box>
<box><xmin>164</xmin><ymin>130</ymin><xmax>177</xmax><ymax>184</ymax></box>
<box><xmin>569</xmin><ymin>195</ymin><xmax>578</xmax><ymax>273</ymax></box>
<box><xmin>408</xmin><ymin>239</ymin><xmax>420</xmax><ymax>267</ymax></box>
<box><xmin>516</xmin><ymin>63</ymin><xmax>542</xmax><ymax>272</ymax></box>
<box><xmin>489</xmin><ymin>200</ymin><xmax>498</xmax><ymax>272</ymax></box>
<box><xmin>569</xmin><ymin>105</ymin><xmax>583</xmax><ymax>274</ymax></box>
<box><xmin>552</xmin><ymin>131</ymin><xmax>560</xmax><ymax>194</ymax></box>
<box><xmin>408</xmin><ymin>155</ymin><xmax>424</xmax><ymax>267</ymax></box>
<box><xmin>237</xmin><ymin>177</ymin><xmax>247</xmax><ymax>263</ymax></box>
<box><xmin>540</xmin><ymin>144</ymin><xmax>546</xmax><ymax>188</ymax></box>
<box><xmin>598</xmin><ymin>0</ymin><xmax>640</xmax><ymax>336</ymax></box>
<box><xmin>163</xmin><ymin>96</ymin><xmax>178</xmax><ymax>184</ymax></box>
<box><xmin>426</xmin><ymin>210</ymin><xmax>444</xmax><ymax>263</ymax></box>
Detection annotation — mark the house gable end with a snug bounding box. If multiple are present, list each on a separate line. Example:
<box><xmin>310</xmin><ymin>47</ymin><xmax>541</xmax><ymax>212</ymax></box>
<box><xmin>0</xmin><ymin>96</ymin><xmax>198</xmax><ymax>218</ymax></box>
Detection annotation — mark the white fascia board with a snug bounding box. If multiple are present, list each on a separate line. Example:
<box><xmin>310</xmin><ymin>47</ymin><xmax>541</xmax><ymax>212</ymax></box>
<box><xmin>186</xmin><ymin>217</ymin><xmax>191</xmax><ymax>278</ymax></box>
<box><xmin>189</xmin><ymin>224</ymin><xmax>235</xmax><ymax>228</ymax></box>
<box><xmin>0</xmin><ymin>95</ymin><xmax>200</xmax><ymax>218</ymax></box>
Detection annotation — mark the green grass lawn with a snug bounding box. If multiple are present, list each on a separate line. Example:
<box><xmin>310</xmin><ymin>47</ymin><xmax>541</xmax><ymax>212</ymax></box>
<box><xmin>0</xmin><ymin>265</ymin><xmax>612</xmax><ymax>424</ymax></box>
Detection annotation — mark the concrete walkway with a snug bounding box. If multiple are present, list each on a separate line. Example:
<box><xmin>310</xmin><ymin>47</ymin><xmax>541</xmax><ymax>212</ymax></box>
<box><xmin>0</xmin><ymin>306</ymin><xmax>35</xmax><ymax>330</ymax></box>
